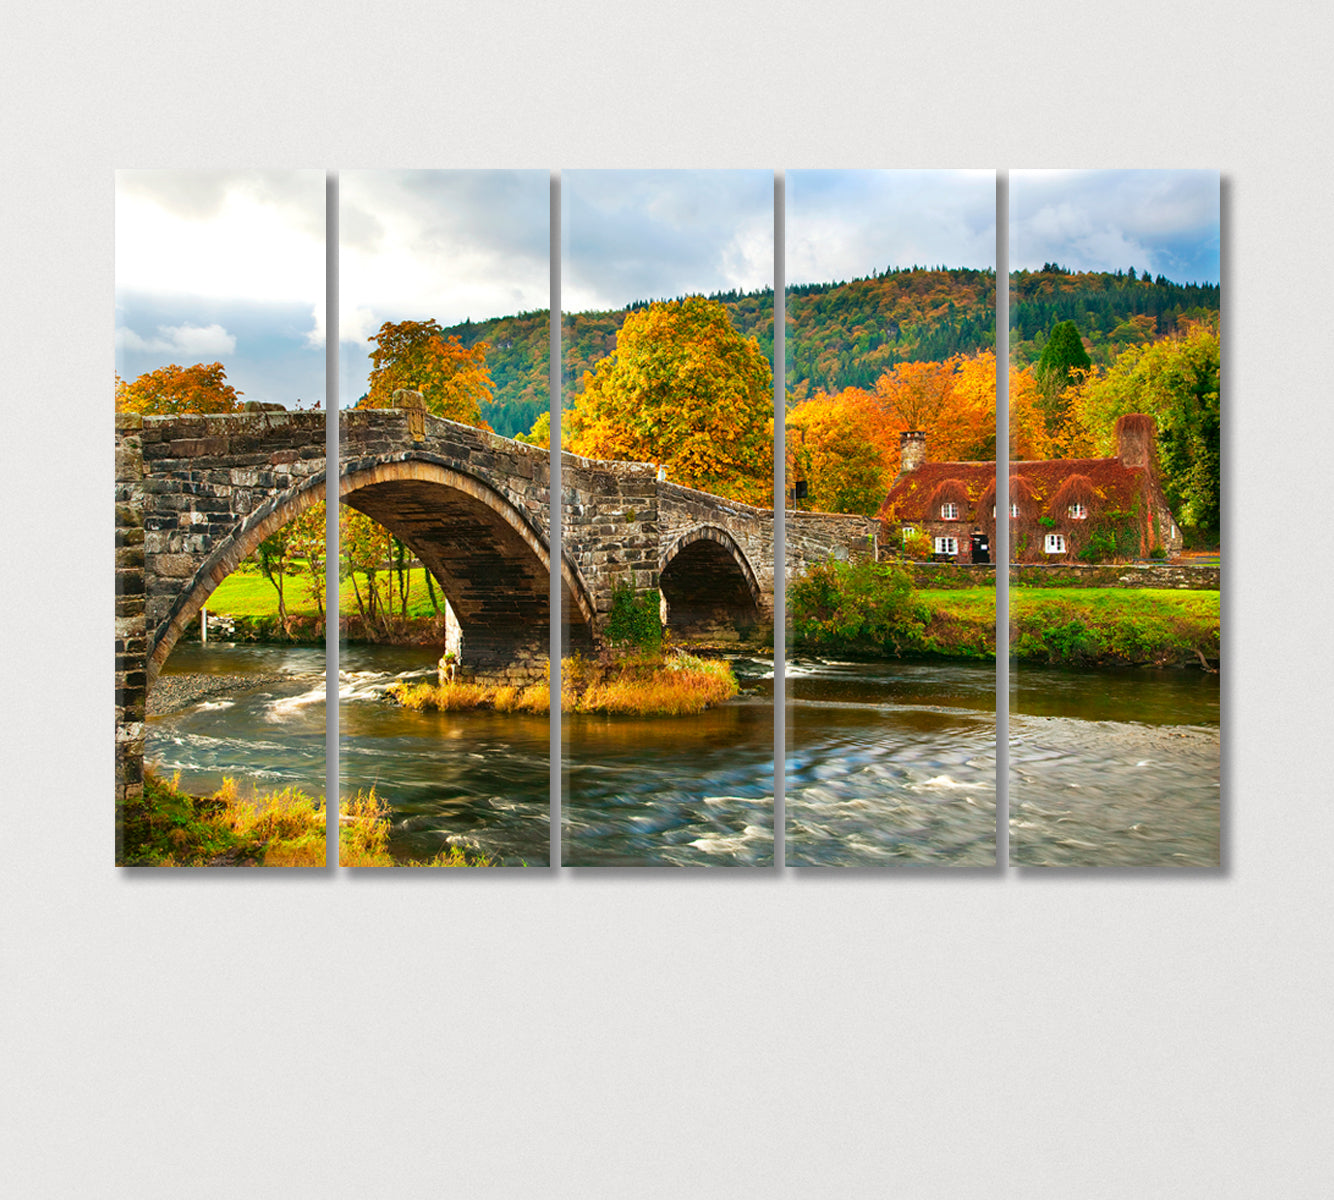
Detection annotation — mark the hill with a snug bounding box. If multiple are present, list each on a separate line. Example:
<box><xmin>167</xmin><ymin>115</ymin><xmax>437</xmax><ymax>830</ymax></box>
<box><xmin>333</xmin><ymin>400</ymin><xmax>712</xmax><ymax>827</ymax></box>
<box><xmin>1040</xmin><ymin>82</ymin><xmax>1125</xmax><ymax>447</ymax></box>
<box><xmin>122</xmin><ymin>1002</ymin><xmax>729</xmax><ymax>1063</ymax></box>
<box><xmin>441</xmin><ymin>266</ymin><xmax>1219</xmax><ymax>437</ymax></box>
<box><xmin>1011</xmin><ymin>265</ymin><xmax>1220</xmax><ymax>366</ymax></box>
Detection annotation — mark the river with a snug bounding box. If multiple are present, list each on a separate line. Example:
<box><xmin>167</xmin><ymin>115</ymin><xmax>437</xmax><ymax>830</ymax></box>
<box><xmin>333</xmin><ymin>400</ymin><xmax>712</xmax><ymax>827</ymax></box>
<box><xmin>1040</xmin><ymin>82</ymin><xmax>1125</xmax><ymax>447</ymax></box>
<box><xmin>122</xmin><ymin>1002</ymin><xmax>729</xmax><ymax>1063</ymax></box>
<box><xmin>1009</xmin><ymin>663</ymin><xmax>1220</xmax><ymax>867</ymax></box>
<box><xmin>785</xmin><ymin>658</ymin><xmax>998</xmax><ymax>867</ymax></box>
<box><xmin>147</xmin><ymin>644</ymin><xmax>1219</xmax><ymax>870</ymax></box>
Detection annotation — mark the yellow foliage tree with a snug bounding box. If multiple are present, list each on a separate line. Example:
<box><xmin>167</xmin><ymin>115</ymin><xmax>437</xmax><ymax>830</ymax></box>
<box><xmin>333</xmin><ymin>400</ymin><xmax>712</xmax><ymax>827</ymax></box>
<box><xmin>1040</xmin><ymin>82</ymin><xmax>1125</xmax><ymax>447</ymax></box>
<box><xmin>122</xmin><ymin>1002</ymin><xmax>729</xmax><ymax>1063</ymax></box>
<box><xmin>516</xmin><ymin>409</ymin><xmax>550</xmax><ymax>448</ymax></box>
<box><xmin>566</xmin><ymin>297</ymin><xmax>773</xmax><ymax>506</ymax></box>
<box><xmin>786</xmin><ymin>390</ymin><xmax>891</xmax><ymax>516</ymax></box>
<box><xmin>115</xmin><ymin>362</ymin><xmax>243</xmax><ymax>415</ymax></box>
<box><xmin>361</xmin><ymin>319</ymin><xmax>492</xmax><ymax>426</ymax></box>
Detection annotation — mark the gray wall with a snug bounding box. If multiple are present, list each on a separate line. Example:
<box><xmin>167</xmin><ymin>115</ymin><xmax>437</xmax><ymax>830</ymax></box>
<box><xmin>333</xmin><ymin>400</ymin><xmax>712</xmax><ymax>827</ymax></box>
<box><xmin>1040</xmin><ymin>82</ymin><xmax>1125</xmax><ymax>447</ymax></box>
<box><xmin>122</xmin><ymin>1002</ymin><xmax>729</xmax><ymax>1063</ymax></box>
<box><xmin>4</xmin><ymin>7</ymin><xmax>1330</xmax><ymax>1199</ymax></box>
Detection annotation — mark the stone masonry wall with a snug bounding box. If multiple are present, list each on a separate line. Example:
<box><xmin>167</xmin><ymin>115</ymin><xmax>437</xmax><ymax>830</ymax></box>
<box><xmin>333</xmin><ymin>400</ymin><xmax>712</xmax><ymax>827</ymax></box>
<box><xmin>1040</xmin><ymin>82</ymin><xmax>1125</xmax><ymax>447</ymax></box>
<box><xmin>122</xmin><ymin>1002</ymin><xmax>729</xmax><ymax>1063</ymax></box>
<box><xmin>890</xmin><ymin>561</ymin><xmax>1218</xmax><ymax>590</ymax></box>
<box><xmin>115</xmin><ymin>416</ymin><xmax>147</xmax><ymax>805</ymax></box>
<box><xmin>1008</xmin><ymin>562</ymin><xmax>1220</xmax><ymax>590</ymax></box>
<box><xmin>138</xmin><ymin>409</ymin><xmax>327</xmax><ymax>676</ymax></box>
<box><xmin>785</xmin><ymin>511</ymin><xmax>880</xmax><ymax>579</ymax></box>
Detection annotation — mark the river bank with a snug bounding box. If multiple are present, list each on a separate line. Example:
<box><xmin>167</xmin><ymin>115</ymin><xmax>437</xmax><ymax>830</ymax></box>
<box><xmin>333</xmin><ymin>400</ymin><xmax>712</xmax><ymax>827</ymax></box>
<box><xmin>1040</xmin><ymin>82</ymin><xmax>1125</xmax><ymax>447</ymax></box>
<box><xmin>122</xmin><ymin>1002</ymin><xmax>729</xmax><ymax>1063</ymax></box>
<box><xmin>789</xmin><ymin>564</ymin><xmax>1219</xmax><ymax>669</ymax></box>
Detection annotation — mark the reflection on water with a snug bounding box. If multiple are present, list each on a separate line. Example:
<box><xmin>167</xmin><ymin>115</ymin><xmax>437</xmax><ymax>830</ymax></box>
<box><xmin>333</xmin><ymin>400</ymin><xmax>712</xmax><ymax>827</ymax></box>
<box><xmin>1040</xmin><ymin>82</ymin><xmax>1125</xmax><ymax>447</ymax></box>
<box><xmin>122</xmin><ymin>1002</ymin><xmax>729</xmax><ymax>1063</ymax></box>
<box><xmin>561</xmin><ymin>658</ymin><xmax>775</xmax><ymax>867</ymax></box>
<box><xmin>1010</xmin><ymin>665</ymin><xmax>1219</xmax><ymax>867</ymax></box>
<box><xmin>339</xmin><ymin>644</ymin><xmax>549</xmax><ymax>867</ymax></box>
<box><xmin>149</xmin><ymin>642</ymin><xmax>326</xmax><ymax>799</ymax></box>
<box><xmin>786</xmin><ymin>659</ymin><xmax>997</xmax><ymax>867</ymax></box>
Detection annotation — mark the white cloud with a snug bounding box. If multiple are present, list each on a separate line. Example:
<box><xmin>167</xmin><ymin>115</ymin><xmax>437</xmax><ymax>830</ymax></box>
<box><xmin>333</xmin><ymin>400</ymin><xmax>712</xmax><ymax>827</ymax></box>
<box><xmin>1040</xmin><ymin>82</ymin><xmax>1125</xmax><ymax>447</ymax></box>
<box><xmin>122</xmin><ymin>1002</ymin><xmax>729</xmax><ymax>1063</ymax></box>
<box><xmin>787</xmin><ymin>170</ymin><xmax>996</xmax><ymax>285</ymax></box>
<box><xmin>338</xmin><ymin>170</ymin><xmax>549</xmax><ymax>341</ymax></box>
<box><xmin>116</xmin><ymin>170</ymin><xmax>325</xmax><ymax>307</ymax></box>
<box><xmin>114</xmin><ymin>321</ymin><xmax>237</xmax><ymax>357</ymax></box>
<box><xmin>1010</xmin><ymin>170</ymin><xmax>1220</xmax><ymax>281</ymax></box>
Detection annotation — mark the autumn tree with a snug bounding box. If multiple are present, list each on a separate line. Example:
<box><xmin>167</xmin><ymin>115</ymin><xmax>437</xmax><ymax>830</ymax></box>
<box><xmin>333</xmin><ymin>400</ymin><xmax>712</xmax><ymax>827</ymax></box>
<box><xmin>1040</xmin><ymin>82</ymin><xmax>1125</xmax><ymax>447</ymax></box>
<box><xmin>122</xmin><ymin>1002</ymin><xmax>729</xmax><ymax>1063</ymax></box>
<box><xmin>362</xmin><ymin>319</ymin><xmax>492</xmax><ymax>426</ymax></box>
<box><xmin>516</xmin><ymin>409</ymin><xmax>550</xmax><ymax>448</ymax></box>
<box><xmin>1076</xmin><ymin>318</ymin><xmax>1220</xmax><ymax>543</ymax></box>
<box><xmin>257</xmin><ymin>525</ymin><xmax>294</xmax><ymax>636</ymax></box>
<box><xmin>1009</xmin><ymin>366</ymin><xmax>1054</xmax><ymax>461</ymax></box>
<box><xmin>286</xmin><ymin>500</ymin><xmax>328</xmax><ymax>624</ymax></box>
<box><xmin>339</xmin><ymin>506</ymin><xmax>393</xmax><ymax>635</ymax></box>
<box><xmin>115</xmin><ymin>362</ymin><xmax>243</xmax><ymax>415</ymax></box>
<box><xmin>874</xmin><ymin>360</ymin><xmax>956</xmax><ymax>431</ymax></box>
<box><xmin>786</xmin><ymin>391</ymin><xmax>891</xmax><ymax>516</ymax></box>
<box><xmin>566</xmin><ymin>297</ymin><xmax>773</xmax><ymax>506</ymax></box>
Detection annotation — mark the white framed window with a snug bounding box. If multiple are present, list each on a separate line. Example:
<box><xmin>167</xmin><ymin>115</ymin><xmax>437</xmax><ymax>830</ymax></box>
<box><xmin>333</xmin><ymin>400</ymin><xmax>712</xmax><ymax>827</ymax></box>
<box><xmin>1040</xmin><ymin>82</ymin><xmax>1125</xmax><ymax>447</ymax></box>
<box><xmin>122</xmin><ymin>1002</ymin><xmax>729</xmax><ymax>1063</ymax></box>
<box><xmin>1010</xmin><ymin>503</ymin><xmax>1020</xmax><ymax>518</ymax></box>
<box><xmin>934</xmin><ymin>536</ymin><xmax>958</xmax><ymax>556</ymax></box>
<box><xmin>940</xmin><ymin>502</ymin><xmax>959</xmax><ymax>520</ymax></box>
<box><xmin>902</xmin><ymin>525</ymin><xmax>918</xmax><ymax>542</ymax></box>
<box><xmin>1044</xmin><ymin>533</ymin><xmax>1066</xmax><ymax>554</ymax></box>
<box><xmin>1068</xmin><ymin>503</ymin><xmax>1088</xmax><ymax>520</ymax></box>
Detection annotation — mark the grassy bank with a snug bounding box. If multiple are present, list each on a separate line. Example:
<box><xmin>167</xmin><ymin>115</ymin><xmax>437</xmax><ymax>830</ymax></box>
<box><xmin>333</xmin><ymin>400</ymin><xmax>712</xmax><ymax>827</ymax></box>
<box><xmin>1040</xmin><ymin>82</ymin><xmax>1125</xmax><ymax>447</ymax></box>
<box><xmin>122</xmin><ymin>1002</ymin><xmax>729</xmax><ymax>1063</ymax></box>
<box><xmin>789</xmin><ymin>562</ymin><xmax>1219</xmax><ymax>668</ymax></box>
<box><xmin>117</xmin><ymin>771</ymin><xmax>326</xmax><ymax>867</ymax></box>
<box><xmin>339</xmin><ymin>791</ymin><xmax>501</xmax><ymax>868</ymax></box>
<box><xmin>387</xmin><ymin>652</ymin><xmax>740</xmax><ymax>717</ymax></box>
<box><xmin>1009</xmin><ymin>587</ymin><xmax>1219</xmax><ymax>668</ymax></box>
<box><xmin>198</xmin><ymin>564</ymin><xmax>448</xmax><ymax>643</ymax></box>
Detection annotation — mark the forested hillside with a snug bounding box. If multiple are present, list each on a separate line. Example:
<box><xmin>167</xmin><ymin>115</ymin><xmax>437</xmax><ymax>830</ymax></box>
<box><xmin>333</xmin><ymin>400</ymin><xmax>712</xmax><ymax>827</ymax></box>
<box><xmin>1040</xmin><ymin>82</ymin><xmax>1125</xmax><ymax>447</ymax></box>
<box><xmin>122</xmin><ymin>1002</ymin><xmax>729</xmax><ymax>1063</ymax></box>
<box><xmin>787</xmin><ymin>267</ymin><xmax>995</xmax><ymax>393</ymax></box>
<box><xmin>1010</xmin><ymin>266</ymin><xmax>1219</xmax><ymax>365</ymax></box>
<box><xmin>442</xmin><ymin>266</ymin><xmax>1219</xmax><ymax>438</ymax></box>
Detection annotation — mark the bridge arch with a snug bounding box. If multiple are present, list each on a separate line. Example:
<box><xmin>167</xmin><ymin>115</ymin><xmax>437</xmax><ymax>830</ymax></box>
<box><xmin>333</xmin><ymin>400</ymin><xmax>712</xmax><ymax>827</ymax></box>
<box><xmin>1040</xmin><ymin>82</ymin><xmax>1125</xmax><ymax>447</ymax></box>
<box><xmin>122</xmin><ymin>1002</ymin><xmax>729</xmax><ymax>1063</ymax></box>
<box><xmin>658</xmin><ymin>524</ymin><xmax>763</xmax><ymax>642</ymax></box>
<box><xmin>339</xmin><ymin>455</ymin><xmax>591</xmax><ymax>675</ymax></box>
<box><xmin>147</xmin><ymin>472</ymin><xmax>327</xmax><ymax>685</ymax></box>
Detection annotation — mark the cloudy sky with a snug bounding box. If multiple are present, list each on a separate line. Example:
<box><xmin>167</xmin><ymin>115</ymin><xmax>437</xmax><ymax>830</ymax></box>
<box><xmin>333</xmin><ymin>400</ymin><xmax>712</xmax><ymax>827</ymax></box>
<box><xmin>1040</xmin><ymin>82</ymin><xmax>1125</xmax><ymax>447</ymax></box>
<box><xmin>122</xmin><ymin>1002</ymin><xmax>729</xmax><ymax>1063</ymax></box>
<box><xmin>562</xmin><ymin>170</ymin><xmax>774</xmax><ymax>313</ymax></box>
<box><xmin>1010</xmin><ymin>170</ymin><xmax>1220</xmax><ymax>283</ymax></box>
<box><xmin>339</xmin><ymin>170</ymin><xmax>549</xmax><ymax>405</ymax></box>
<box><xmin>115</xmin><ymin>170</ymin><xmax>325</xmax><ymax>408</ymax></box>
<box><xmin>786</xmin><ymin>170</ymin><xmax>996</xmax><ymax>285</ymax></box>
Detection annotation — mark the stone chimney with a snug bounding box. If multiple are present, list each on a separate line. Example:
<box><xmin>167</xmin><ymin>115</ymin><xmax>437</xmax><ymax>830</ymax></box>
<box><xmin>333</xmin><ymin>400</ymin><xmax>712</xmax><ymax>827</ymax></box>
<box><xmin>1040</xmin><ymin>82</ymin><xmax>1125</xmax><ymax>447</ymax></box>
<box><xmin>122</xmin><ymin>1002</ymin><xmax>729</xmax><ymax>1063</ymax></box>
<box><xmin>899</xmin><ymin>430</ymin><xmax>927</xmax><ymax>473</ymax></box>
<box><xmin>1114</xmin><ymin>414</ymin><xmax>1157</xmax><ymax>470</ymax></box>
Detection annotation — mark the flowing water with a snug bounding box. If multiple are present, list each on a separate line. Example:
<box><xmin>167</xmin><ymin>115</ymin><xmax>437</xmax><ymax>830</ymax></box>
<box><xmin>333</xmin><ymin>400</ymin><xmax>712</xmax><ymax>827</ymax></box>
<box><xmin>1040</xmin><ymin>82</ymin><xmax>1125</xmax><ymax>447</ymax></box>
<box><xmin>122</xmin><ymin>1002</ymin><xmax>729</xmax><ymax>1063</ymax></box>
<box><xmin>561</xmin><ymin>657</ymin><xmax>776</xmax><ymax>868</ymax></box>
<box><xmin>148</xmin><ymin>642</ymin><xmax>327</xmax><ymax>797</ymax></box>
<box><xmin>786</xmin><ymin>658</ymin><xmax>998</xmax><ymax>867</ymax></box>
<box><xmin>339</xmin><ymin>644</ymin><xmax>550</xmax><ymax>866</ymax></box>
<box><xmin>148</xmin><ymin>644</ymin><xmax>1219</xmax><ymax>871</ymax></box>
<box><xmin>1009</xmin><ymin>664</ymin><xmax>1220</xmax><ymax>867</ymax></box>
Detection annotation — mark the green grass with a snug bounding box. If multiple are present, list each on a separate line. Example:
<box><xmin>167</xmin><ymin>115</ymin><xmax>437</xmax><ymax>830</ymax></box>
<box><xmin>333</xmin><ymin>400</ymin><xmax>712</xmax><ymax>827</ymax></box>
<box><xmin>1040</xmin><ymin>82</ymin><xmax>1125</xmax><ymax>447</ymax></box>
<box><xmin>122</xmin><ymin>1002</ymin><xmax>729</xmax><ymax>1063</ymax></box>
<box><xmin>1009</xmin><ymin>587</ymin><xmax>1218</xmax><ymax>667</ymax></box>
<box><xmin>205</xmin><ymin>564</ymin><xmax>446</xmax><ymax>622</ymax></box>
<box><xmin>791</xmin><ymin>568</ymin><xmax>1218</xmax><ymax>668</ymax></box>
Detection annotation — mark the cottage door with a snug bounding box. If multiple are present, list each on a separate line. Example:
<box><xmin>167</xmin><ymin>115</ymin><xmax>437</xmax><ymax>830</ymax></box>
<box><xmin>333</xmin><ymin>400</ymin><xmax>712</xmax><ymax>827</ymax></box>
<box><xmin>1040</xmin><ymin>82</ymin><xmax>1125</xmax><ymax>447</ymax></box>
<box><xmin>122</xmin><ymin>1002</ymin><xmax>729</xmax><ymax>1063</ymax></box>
<box><xmin>970</xmin><ymin>532</ymin><xmax>990</xmax><ymax>564</ymax></box>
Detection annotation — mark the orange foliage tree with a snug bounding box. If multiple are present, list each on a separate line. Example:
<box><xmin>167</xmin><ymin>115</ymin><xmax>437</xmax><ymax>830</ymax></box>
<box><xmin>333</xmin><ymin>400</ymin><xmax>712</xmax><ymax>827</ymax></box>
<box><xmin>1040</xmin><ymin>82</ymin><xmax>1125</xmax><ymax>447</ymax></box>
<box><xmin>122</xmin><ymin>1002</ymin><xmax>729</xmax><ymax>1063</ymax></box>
<box><xmin>873</xmin><ymin>353</ymin><xmax>997</xmax><ymax>467</ymax></box>
<box><xmin>115</xmin><ymin>362</ymin><xmax>243</xmax><ymax>415</ymax></box>
<box><xmin>566</xmin><ymin>297</ymin><xmax>773</xmax><ymax>506</ymax></box>
<box><xmin>786</xmin><ymin>389</ymin><xmax>891</xmax><ymax>517</ymax></box>
<box><xmin>362</xmin><ymin>319</ymin><xmax>492</xmax><ymax>426</ymax></box>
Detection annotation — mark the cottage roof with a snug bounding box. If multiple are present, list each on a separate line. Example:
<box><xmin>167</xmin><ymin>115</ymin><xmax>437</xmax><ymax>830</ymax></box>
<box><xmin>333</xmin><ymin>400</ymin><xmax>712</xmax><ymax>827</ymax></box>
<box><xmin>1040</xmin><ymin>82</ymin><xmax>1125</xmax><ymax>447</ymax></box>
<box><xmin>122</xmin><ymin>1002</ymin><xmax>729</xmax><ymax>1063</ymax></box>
<box><xmin>877</xmin><ymin>461</ymin><xmax>995</xmax><ymax>523</ymax></box>
<box><xmin>877</xmin><ymin>455</ymin><xmax>1151</xmax><ymax>524</ymax></box>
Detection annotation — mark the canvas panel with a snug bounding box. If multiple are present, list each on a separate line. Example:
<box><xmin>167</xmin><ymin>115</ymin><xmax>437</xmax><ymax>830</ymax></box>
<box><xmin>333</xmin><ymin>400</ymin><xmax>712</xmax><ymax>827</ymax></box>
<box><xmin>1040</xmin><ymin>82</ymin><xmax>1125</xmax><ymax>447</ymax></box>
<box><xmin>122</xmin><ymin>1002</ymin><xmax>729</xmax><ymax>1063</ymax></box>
<box><xmin>114</xmin><ymin>169</ymin><xmax>328</xmax><ymax>867</ymax></box>
<box><xmin>337</xmin><ymin>169</ymin><xmax>552</xmax><ymax>868</ymax></box>
<box><xmin>1007</xmin><ymin>169</ymin><xmax>1221</xmax><ymax>867</ymax></box>
<box><xmin>559</xmin><ymin>169</ymin><xmax>776</xmax><ymax>867</ymax></box>
<box><xmin>783</xmin><ymin>169</ymin><xmax>999</xmax><ymax>867</ymax></box>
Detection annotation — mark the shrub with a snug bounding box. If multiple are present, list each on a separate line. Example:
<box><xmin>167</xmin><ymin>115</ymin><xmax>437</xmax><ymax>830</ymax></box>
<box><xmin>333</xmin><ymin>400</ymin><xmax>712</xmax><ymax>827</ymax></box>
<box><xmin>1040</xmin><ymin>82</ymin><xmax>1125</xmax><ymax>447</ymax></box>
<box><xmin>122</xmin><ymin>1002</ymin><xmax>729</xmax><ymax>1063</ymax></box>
<box><xmin>605</xmin><ymin>583</ymin><xmax>663</xmax><ymax>652</ymax></box>
<box><xmin>118</xmin><ymin>771</ymin><xmax>325</xmax><ymax>866</ymax></box>
<box><xmin>788</xmin><ymin>560</ymin><xmax>927</xmax><ymax>655</ymax></box>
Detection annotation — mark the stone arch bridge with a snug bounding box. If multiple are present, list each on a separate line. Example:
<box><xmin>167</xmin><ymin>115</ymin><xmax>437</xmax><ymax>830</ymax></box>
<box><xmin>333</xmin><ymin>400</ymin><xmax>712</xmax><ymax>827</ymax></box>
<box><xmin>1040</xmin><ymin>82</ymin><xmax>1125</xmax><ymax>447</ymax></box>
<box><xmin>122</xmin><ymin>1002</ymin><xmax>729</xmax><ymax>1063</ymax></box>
<box><xmin>114</xmin><ymin>405</ymin><xmax>877</xmax><ymax>799</ymax></box>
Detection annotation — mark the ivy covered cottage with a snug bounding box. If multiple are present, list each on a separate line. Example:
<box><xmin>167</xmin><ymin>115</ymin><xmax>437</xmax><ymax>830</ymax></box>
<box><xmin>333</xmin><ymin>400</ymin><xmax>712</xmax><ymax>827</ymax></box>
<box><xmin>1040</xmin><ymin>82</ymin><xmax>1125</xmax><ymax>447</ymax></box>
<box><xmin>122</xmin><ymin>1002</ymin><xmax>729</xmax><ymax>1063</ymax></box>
<box><xmin>876</xmin><ymin>415</ymin><xmax>1182</xmax><ymax>564</ymax></box>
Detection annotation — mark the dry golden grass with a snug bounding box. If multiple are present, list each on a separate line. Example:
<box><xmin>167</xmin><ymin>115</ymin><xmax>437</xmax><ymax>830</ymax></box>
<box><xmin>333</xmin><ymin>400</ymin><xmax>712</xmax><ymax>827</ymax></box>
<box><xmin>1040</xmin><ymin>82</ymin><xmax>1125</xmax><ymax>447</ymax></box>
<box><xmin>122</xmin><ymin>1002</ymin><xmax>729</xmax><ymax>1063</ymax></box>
<box><xmin>338</xmin><ymin>789</ymin><xmax>502</xmax><ymax>868</ymax></box>
<box><xmin>122</xmin><ymin>771</ymin><xmax>326</xmax><ymax>867</ymax></box>
<box><xmin>386</xmin><ymin>654</ymin><xmax>738</xmax><ymax>718</ymax></box>
<box><xmin>569</xmin><ymin>653</ymin><xmax>738</xmax><ymax>716</ymax></box>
